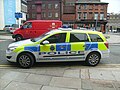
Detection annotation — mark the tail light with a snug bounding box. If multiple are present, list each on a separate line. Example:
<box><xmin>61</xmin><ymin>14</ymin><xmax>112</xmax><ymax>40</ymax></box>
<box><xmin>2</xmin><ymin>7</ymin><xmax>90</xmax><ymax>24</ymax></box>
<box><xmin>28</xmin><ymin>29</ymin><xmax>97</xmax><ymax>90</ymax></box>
<box><xmin>104</xmin><ymin>42</ymin><xmax>109</xmax><ymax>48</ymax></box>
<box><xmin>10</xmin><ymin>28</ymin><xmax>13</xmax><ymax>30</ymax></box>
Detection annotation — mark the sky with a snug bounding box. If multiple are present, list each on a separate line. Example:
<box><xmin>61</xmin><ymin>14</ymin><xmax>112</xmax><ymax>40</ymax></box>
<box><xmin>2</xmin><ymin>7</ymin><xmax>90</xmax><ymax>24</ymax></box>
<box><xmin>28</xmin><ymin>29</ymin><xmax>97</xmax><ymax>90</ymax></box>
<box><xmin>101</xmin><ymin>0</ymin><xmax>120</xmax><ymax>13</ymax></box>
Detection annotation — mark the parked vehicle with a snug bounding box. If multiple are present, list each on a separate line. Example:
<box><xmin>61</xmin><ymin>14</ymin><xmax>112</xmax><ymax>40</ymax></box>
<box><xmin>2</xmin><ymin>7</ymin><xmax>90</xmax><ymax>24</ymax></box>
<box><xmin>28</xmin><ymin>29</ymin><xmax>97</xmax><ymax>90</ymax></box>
<box><xmin>12</xmin><ymin>20</ymin><xmax>62</xmax><ymax>41</ymax></box>
<box><xmin>6</xmin><ymin>28</ymin><xmax>110</xmax><ymax>68</ymax></box>
<box><xmin>10</xmin><ymin>24</ymin><xmax>19</xmax><ymax>33</ymax></box>
<box><xmin>3</xmin><ymin>25</ymin><xmax>12</xmax><ymax>32</ymax></box>
<box><xmin>3</xmin><ymin>24</ymin><xmax>19</xmax><ymax>33</ymax></box>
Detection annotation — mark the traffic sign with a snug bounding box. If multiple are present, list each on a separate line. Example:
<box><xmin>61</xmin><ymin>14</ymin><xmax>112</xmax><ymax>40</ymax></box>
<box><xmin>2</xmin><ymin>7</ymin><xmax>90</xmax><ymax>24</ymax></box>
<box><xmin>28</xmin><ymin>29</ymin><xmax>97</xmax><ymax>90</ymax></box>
<box><xmin>15</xmin><ymin>12</ymin><xmax>22</xmax><ymax>19</ymax></box>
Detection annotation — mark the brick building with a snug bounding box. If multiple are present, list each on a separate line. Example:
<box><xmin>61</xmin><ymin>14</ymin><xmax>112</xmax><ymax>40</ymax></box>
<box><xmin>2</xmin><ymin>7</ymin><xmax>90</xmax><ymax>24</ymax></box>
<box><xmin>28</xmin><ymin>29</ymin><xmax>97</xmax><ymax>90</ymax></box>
<box><xmin>62</xmin><ymin>0</ymin><xmax>76</xmax><ymax>28</ymax></box>
<box><xmin>27</xmin><ymin>0</ymin><xmax>108</xmax><ymax>32</ymax></box>
<box><xmin>76</xmin><ymin>0</ymin><xmax>108</xmax><ymax>32</ymax></box>
<box><xmin>27</xmin><ymin>0</ymin><xmax>61</xmax><ymax>20</ymax></box>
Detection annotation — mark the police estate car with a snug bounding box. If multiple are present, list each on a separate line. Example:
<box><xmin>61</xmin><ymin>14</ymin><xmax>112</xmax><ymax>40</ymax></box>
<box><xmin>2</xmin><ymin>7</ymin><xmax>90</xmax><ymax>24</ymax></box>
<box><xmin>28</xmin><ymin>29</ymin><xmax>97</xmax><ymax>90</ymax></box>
<box><xmin>6</xmin><ymin>28</ymin><xmax>110</xmax><ymax>68</ymax></box>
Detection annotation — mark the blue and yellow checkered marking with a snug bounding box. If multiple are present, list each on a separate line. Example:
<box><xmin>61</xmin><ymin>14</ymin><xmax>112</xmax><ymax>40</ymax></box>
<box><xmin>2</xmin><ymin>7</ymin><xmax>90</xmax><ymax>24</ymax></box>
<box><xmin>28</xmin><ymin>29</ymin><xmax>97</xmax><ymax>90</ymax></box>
<box><xmin>24</xmin><ymin>46</ymin><xmax>40</xmax><ymax>52</ymax></box>
<box><xmin>56</xmin><ymin>43</ymin><xmax>71</xmax><ymax>51</ymax></box>
<box><xmin>85</xmin><ymin>42</ymin><xmax>98</xmax><ymax>50</ymax></box>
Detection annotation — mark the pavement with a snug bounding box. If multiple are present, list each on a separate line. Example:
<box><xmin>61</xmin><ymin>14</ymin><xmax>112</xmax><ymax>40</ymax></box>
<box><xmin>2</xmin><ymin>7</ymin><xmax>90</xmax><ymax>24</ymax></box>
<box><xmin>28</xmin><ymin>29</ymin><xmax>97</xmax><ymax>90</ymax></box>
<box><xmin>0</xmin><ymin>31</ymin><xmax>120</xmax><ymax>90</ymax></box>
<box><xmin>0</xmin><ymin>66</ymin><xmax>120</xmax><ymax>90</ymax></box>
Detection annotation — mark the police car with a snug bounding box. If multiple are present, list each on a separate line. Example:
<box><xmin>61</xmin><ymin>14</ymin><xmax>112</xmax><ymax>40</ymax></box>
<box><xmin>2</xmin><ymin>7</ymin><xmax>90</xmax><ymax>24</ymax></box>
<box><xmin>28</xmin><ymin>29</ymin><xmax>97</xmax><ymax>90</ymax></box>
<box><xmin>6</xmin><ymin>28</ymin><xmax>110</xmax><ymax>68</ymax></box>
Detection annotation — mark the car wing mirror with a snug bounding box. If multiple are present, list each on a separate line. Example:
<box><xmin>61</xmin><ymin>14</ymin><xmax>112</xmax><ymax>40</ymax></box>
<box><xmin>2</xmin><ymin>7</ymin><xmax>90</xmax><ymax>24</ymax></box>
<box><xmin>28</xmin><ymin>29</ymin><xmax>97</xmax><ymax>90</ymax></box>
<box><xmin>20</xmin><ymin>26</ymin><xmax>24</xmax><ymax>29</ymax></box>
<box><xmin>42</xmin><ymin>40</ymin><xmax>50</xmax><ymax>45</ymax></box>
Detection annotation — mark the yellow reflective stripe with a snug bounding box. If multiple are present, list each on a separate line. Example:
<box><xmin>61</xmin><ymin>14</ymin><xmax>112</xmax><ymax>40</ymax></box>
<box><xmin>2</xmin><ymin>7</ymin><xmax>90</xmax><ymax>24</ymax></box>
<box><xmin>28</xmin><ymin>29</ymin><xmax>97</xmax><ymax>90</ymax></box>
<box><xmin>40</xmin><ymin>44</ymin><xmax>56</xmax><ymax>52</ymax></box>
<box><xmin>13</xmin><ymin>46</ymin><xmax>24</xmax><ymax>53</ymax></box>
<box><xmin>71</xmin><ymin>42</ymin><xmax>85</xmax><ymax>51</ymax></box>
<box><xmin>98</xmin><ymin>42</ymin><xmax>107</xmax><ymax>50</ymax></box>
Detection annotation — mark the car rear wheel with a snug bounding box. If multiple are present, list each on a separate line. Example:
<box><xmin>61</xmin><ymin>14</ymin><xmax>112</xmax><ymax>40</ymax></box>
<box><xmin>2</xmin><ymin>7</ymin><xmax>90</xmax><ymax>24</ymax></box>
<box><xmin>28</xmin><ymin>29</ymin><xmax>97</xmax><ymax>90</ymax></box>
<box><xmin>17</xmin><ymin>53</ymin><xmax>34</xmax><ymax>68</ymax></box>
<box><xmin>15</xmin><ymin>35</ymin><xmax>23</xmax><ymax>41</ymax></box>
<box><xmin>85</xmin><ymin>52</ymin><xmax>101</xmax><ymax>66</ymax></box>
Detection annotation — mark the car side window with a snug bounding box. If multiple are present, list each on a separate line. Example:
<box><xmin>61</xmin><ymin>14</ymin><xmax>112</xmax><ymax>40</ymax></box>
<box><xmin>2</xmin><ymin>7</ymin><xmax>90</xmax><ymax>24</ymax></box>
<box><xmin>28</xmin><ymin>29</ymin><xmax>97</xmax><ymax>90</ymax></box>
<box><xmin>89</xmin><ymin>34</ymin><xmax>103</xmax><ymax>42</ymax></box>
<box><xmin>45</xmin><ymin>33</ymin><xmax>66</xmax><ymax>44</ymax></box>
<box><xmin>70</xmin><ymin>33</ymin><xmax>89</xmax><ymax>42</ymax></box>
<box><xmin>23</xmin><ymin>22</ymin><xmax>32</xmax><ymax>29</ymax></box>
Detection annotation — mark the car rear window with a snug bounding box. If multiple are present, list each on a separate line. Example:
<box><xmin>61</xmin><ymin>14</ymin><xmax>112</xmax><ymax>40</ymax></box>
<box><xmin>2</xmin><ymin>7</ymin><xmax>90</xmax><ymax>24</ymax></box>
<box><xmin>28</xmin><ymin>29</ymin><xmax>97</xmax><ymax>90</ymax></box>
<box><xmin>88</xmin><ymin>34</ymin><xmax>103</xmax><ymax>42</ymax></box>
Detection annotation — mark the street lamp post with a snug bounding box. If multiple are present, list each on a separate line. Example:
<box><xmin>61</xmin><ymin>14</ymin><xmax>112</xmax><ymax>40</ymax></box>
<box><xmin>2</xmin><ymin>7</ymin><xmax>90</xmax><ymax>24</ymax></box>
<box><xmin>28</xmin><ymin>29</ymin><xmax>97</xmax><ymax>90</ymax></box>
<box><xmin>95</xmin><ymin>17</ymin><xmax>98</xmax><ymax>31</ymax></box>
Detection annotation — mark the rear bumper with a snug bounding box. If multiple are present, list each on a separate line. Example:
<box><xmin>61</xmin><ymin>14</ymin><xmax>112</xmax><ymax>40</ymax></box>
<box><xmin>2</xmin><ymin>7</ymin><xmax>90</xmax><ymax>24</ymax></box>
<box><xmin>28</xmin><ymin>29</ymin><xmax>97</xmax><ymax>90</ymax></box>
<box><xmin>101</xmin><ymin>49</ymin><xmax>110</xmax><ymax>58</ymax></box>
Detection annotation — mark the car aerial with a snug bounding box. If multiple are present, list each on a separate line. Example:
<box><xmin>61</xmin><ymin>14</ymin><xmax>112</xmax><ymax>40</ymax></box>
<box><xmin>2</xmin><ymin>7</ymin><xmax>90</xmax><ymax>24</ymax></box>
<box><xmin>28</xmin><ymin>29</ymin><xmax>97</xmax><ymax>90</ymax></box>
<box><xmin>6</xmin><ymin>28</ymin><xmax>110</xmax><ymax>68</ymax></box>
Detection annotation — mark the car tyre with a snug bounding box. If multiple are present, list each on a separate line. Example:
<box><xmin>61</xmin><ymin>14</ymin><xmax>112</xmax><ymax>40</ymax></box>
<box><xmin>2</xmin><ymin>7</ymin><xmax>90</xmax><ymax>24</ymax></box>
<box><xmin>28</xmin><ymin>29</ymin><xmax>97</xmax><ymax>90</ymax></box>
<box><xmin>15</xmin><ymin>35</ymin><xmax>23</xmax><ymax>41</ymax></box>
<box><xmin>85</xmin><ymin>52</ymin><xmax>101</xmax><ymax>66</ymax></box>
<box><xmin>17</xmin><ymin>53</ymin><xmax>35</xmax><ymax>68</ymax></box>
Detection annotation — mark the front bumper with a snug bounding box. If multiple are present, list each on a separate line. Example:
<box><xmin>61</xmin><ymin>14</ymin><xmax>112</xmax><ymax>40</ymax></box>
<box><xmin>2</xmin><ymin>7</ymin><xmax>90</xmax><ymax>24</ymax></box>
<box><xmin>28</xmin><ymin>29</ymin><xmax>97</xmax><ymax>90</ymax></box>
<box><xmin>6</xmin><ymin>50</ymin><xmax>17</xmax><ymax>62</ymax></box>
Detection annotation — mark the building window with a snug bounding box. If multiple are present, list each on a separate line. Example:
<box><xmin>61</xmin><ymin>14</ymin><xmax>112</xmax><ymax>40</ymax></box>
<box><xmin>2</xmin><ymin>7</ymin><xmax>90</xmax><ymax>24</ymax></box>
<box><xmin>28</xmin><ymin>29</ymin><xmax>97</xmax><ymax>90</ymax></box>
<box><xmin>83</xmin><ymin>12</ymin><xmax>87</xmax><ymax>19</ymax></box>
<box><xmin>89</xmin><ymin>5</ymin><xmax>92</xmax><ymax>10</ymax></box>
<box><xmin>42</xmin><ymin>12</ymin><xmax>46</xmax><ymax>18</ymax></box>
<box><xmin>89</xmin><ymin>12</ymin><xmax>93</xmax><ymax>19</ymax></box>
<box><xmin>100</xmin><ymin>13</ymin><xmax>104</xmax><ymax>20</ymax></box>
<box><xmin>55</xmin><ymin>13</ymin><xmax>58</xmax><ymax>18</ymax></box>
<box><xmin>32</xmin><ymin>14</ymin><xmax>36</xmax><ymax>18</ymax></box>
<box><xmin>78</xmin><ymin>5</ymin><xmax>81</xmax><ymax>9</ymax></box>
<box><xmin>48</xmin><ymin>12</ymin><xmax>52</xmax><ymax>17</ymax></box>
<box><xmin>94</xmin><ymin>13</ymin><xmax>98</xmax><ymax>20</ymax></box>
<box><xmin>42</xmin><ymin>4</ymin><xmax>46</xmax><ymax>9</ymax></box>
<box><xmin>48</xmin><ymin>4</ymin><xmax>52</xmax><ymax>9</ymax></box>
<box><xmin>55</xmin><ymin>4</ymin><xmax>58</xmax><ymax>9</ymax></box>
<box><xmin>32</xmin><ymin>5</ymin><xmax>36</xmax><ymax>9</ymax></box>
<box><xmin>78</xmin><ymin>12</ymin><xmax>81</xmax><ymax>20</ymax></box>
<box><xmin>84</xmin><ymin>4</ymin><xmax>87</xmax><ymax>9</ymax></box>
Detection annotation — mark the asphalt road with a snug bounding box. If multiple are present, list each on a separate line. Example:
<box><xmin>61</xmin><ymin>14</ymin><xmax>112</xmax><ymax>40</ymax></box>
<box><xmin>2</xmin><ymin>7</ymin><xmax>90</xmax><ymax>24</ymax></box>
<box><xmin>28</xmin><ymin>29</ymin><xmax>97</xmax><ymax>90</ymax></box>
<box><xmin>0</xmin><ymin>40</ymin><xmax>120</xmax><ymax>67</ymax></box>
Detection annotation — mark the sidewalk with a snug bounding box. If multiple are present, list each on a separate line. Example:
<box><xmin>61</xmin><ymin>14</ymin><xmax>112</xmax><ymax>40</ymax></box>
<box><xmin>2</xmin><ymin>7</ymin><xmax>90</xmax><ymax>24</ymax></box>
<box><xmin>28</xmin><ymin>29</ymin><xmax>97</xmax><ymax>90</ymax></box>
<box><xmin>0</xmin><ymin>67</ymin><xmax>120</xmax><ymax>90</ymax></box>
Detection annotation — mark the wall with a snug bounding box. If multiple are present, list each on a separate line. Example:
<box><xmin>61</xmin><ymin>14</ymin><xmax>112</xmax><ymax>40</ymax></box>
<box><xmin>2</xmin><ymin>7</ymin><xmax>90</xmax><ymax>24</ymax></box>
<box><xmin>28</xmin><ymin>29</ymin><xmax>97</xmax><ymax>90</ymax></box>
<box><xmin>0</xmin><ymin>0</ymin><xmax>4</xmax><ymax>30</ymax></box>
<box><xmin>4</xmin><ymin>0</ymin><xmax>16</xmax><ymax>25</ymax></box>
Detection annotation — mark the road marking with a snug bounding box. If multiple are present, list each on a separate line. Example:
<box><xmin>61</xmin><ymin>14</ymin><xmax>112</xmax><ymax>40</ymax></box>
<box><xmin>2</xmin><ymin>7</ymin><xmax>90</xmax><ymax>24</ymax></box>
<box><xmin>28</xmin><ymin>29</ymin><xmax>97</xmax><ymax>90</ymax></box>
<box><xmin>0</xmin><ymin>40</ymin><xmax>6</xmax><ymax>42</ymax></box>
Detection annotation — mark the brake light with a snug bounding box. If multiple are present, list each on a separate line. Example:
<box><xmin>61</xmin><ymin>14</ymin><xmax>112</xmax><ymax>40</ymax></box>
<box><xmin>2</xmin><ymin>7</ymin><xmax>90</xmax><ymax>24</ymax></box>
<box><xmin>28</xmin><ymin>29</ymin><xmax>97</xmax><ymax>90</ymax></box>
<box><xmin>104</xmin><ymin>42</ymin><xmax>109</xmax><ymax>48</ymax></box>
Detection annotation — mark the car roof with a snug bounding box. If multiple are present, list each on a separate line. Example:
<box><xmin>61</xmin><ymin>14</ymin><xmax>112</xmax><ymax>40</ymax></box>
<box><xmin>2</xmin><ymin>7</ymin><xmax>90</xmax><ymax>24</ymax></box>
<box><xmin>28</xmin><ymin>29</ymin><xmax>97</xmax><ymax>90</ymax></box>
<box><xmin>52</xmin><ymin>29</ymin><xmax>102</xmax><ymax>34</ymax></box>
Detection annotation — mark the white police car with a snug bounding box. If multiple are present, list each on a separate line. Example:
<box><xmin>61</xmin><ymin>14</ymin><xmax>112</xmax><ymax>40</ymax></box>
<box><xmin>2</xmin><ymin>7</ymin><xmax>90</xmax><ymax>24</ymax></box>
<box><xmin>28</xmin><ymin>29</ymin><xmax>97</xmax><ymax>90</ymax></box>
<box><xmin>6</xmin><ymin>28</ymin><xmax>109</xmax><ymax>68</ymax></box>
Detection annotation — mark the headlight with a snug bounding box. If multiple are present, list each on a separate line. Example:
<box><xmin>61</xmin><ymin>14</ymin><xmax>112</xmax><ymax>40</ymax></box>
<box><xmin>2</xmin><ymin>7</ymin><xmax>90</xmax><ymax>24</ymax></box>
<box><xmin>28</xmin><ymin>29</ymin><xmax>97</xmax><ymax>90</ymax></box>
<box><xmin>7</xmin><ymin>46</ymin><xmax>17</xmax><ymax>52</ymax></box>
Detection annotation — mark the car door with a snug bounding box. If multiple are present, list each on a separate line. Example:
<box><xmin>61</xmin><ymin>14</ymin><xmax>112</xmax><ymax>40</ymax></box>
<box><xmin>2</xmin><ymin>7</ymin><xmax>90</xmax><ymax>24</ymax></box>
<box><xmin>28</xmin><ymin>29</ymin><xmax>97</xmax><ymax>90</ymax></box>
<box><xmin>67</xmin><ymin>32</ymin><xmax>89</xmax><ymax>61</ymax></box>
<box><xmin>22</xmin><ymin>22</ymin><xmax>33</xmax><ymax>39</ymax></box>
<box><xmin>39</xmin><ymin>33</ymin><xmax>68</xmax><ymax>61</ymax></box>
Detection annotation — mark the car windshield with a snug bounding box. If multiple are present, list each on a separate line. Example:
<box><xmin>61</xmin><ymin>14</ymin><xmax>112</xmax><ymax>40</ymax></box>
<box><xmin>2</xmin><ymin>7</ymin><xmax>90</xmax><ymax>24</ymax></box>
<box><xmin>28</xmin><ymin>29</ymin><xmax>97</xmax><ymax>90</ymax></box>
<box><xmin>30</xmin><ymin>30</ymin><xmax>55</xmax><ymax>42</ymax></box>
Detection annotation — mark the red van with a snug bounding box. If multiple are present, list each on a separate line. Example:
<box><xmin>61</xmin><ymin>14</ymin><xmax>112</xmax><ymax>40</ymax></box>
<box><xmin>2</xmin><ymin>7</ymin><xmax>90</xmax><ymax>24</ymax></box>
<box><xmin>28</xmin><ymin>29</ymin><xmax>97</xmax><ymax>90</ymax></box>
<box><xmin>12</xmin><ymin>20</ymin><xmax>62</xmax><ymax>41</ymax></box>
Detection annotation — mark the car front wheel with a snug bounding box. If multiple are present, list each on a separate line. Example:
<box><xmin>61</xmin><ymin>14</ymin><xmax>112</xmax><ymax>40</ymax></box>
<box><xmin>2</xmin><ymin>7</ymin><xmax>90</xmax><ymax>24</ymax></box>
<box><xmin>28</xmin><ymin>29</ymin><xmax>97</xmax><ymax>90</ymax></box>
<box><xmin>17</xmin><ymin>53</ymin><xmax>34</xmax><ymax>68</ymax></box>
<box><xmin>85</xmin><ymin>52</ymin><xmax>101</xmax><ymax>66</ymax></box>
<box><xmin>15</xmin><ymin>35</ymin><xmax>23</xmax><ymax>41</ymax></box>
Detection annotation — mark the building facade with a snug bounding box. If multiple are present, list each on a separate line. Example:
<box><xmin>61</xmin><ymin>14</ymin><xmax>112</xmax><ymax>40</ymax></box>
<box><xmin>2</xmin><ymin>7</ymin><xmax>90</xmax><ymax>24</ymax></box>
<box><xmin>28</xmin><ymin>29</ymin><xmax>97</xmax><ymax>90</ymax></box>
<box><xmin>107</xmin><ymin>13</ymin><xmax>120</xmax><ymax>31</ymax></box>
<box><xmin>27</xmin><ymin>0</ymin><xmax>61</xmax><ymax>20</ymax></box>
<box><xmin>76</xmin><ymin>0</ymin><xmax>108</xmax><ymax>32</ymax></box>
<box><xmin>27</xmin><ymin>0</ymin><xmax>108</xmax><ymax>32</ymax></box>
<box><xmin>0</xmin><ymin>0</ymin><xmax>27</xmax><ymax>30</ymax></box>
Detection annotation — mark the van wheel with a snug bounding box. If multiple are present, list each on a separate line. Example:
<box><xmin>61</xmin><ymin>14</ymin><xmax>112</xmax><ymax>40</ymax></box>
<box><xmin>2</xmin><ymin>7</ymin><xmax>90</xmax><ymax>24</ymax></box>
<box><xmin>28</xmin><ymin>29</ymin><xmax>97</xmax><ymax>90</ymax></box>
<box><xmin>17</xmin><ymin>53</ymin><xmax>34</xmax><ymax>68</ymax></box>
<box><xmin>15</xmin><ymin>35</ymin><xmax>22</xmax><ymax>41</ymax></box>
<box><xmin>85</xmin><ymin>52</ymin><xmax>101</xmax><ymax>66</ymax></box>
